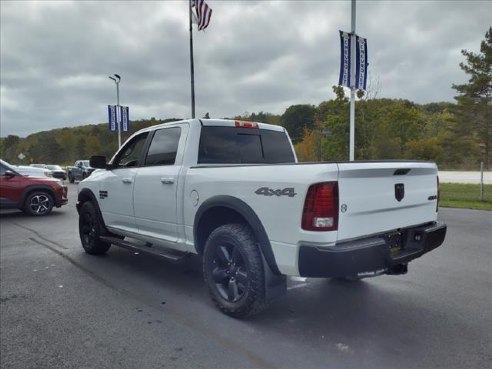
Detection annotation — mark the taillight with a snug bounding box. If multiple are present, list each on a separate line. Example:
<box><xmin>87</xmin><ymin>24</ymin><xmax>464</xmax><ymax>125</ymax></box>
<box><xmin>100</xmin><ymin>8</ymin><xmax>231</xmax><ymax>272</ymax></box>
<box><xmin>436</xmin><ymin>176</ymin><xmax>440</xmax><ymax>212</ymax></box>
<box><xmin>235</xmin><ymin>120</ymin><xmax>259</xmax><ymax>128</ymax></box>
<box><xmin>302</xmin><ymin>182</ymin><xmax>339</xmax><ymax>231</ymax></box>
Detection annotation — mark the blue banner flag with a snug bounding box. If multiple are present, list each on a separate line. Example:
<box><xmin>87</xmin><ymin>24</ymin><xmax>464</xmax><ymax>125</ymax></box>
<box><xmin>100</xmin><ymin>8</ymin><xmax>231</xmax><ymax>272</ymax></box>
<box><xmin>355</xmin><ymin>36</ymin><xmax>368</xmax><ymax>90</ymax></box>
<box><xmin>120</xmin><ymin>106</ymin><xmax>130</xmax><ymax>132</ymax></box>
<box><xmin>338</xmin><ymin>31</ymin><xmax>352</xmax><ymax>88</ymax></box>
<box><xmin>108</xmin><ymin>105</ymin><xmax>117</xmax><ymax>131</ymax></box>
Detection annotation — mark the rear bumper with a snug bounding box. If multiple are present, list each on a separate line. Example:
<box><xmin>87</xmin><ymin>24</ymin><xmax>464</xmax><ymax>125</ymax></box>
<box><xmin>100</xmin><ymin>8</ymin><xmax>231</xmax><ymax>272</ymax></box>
<box><xmin>298</xmin><ymin>222</ymin><xmax>447</xmax><ymax>278</ymax></box>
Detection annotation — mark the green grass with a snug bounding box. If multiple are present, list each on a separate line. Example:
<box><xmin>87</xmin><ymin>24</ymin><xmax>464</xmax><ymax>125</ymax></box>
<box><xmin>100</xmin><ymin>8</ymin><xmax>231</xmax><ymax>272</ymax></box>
<box><xmin>440</xmin><ymin>183</ymin><xmax>492</xmax><ymax>210</ymax></box>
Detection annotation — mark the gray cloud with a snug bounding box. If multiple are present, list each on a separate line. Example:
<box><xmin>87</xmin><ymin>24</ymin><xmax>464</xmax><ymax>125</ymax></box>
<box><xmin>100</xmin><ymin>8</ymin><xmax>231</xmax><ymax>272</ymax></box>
<box><xmin>1</xmin><ymin>0</ymin><xmax>491</xmax><ymax>137</ymax></box>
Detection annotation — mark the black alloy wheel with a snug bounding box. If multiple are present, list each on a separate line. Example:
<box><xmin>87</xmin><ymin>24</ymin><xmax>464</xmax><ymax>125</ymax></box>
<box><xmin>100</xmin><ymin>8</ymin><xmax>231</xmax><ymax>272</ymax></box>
<box><xmin>203</xmin><ymin>223</ymin><xmax>269</xmax><ymax>318</ymax></box>
<box><xmin>211</xmin><ymin>243</ymin><xmax>249</xmax><ymax>303</ymax></box>
<box><xmin>24</xmin><ymin>191</ymin><xmax>54</xmax><ymax>216</ymax></box>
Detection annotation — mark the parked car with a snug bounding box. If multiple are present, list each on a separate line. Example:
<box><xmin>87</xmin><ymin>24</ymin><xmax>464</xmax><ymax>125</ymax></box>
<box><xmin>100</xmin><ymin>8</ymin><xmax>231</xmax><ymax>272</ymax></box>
<box><xmin>30</xmin><ymin>163</ymin><xmax>47</xmax><ymax>168</ymax></box>
<box><xmin>46</xmin><ymin>165</ymin><xmax>67</xmax><ymax>180</ymax></box>
<box><xmin>1</xmin><ymin>159</ymin><xmax>68</xmax><ymax>216</ymax></box>
<box><xmin>67</xmin><ymin>160</ymin><xmax>94</xmax><ymax>183</ymax></box>
<box><xmin>14</xmin><ymin>165</ymin><xmax>52</xmax><ymax>178</ymax></box>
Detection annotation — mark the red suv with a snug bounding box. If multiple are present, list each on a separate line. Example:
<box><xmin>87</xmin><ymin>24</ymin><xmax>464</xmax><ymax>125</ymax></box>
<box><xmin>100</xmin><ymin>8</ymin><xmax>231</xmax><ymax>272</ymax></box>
<box><xmin>0</xmin><ymin>159</ymin><xmax>68</xmax><ymax>216</ymax></box>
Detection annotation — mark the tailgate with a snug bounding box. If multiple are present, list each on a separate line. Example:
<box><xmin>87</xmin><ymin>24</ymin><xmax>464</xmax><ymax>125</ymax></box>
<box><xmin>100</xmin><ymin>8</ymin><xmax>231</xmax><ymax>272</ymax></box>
<box><xmin>336</xmin><ymin>162</ymin><xmax>439</xmax><ymax>242</ymax></box>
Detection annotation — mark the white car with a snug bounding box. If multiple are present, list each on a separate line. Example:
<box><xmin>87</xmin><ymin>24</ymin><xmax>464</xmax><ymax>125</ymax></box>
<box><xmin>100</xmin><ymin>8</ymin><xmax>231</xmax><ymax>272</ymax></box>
<box><xmin>14</xmin><ymin>165</ymin><xmax>52</xmax><ymax>178</ymax></box>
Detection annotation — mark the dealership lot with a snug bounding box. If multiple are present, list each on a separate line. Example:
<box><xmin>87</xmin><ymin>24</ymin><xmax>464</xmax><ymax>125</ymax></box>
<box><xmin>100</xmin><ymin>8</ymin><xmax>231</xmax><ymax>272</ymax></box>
<box><xmin>1</xmin><ymin>183</ymin><xmax>491</xmax><ymax>369</ymax></box>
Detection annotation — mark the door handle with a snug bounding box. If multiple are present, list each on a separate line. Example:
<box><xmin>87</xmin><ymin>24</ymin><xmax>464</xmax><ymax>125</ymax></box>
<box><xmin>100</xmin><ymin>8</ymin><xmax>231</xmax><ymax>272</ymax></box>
<box><xmin>160</xmin><ymin>177</ymin><xmax>175</xmax><ymax>184</ymax></box>
<box><xmin>122</xmin><ymin>178</ymin><xmax>133</xmax><ymax>184</ymax></box>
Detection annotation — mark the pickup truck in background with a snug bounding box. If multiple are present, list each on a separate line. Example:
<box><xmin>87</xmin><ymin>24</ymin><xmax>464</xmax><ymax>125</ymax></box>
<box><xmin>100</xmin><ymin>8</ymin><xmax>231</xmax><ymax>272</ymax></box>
<box><xmin>31</xmin><ymin>164</ymin><xmax>67</xmax><ymax>180</ymax></box>
<box><xmin>77</xmin><ymin>119</ymin><xmax>447</xmax><ymax>318</ymax></box>
<box><xmin>68</xmin><ymin>160</ymin><xmax>94</xmax><ymax>183</ymax></box>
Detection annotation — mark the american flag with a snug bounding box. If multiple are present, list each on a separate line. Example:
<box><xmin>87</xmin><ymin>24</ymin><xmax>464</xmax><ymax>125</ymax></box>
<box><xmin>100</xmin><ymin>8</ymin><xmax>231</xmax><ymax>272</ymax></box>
<box><xmin>192</xmin><ymin>0</ymin><xmax>213</xmax><ymax>31</ymax></box>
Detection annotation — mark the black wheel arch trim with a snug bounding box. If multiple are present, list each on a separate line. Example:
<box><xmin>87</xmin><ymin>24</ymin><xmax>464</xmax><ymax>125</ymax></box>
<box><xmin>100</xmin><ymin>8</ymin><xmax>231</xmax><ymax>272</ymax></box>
<box><xmin>194</xmin><ymin>195</ymin><xmax>281</xmax><ymax>275</ymax></box>
<box><xmin>77</xmin><ymin>188</ymin><xmax>100</xmax><ymax>213</ymax></box>
<box><xmin>78</xmin><ymin>188</ymin><xmax>122</xmax><ymax>239</ymax></box>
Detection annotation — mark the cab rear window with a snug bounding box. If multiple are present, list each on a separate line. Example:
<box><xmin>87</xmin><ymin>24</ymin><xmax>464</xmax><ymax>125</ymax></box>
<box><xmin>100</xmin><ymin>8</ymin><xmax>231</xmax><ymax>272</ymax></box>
<box><xmin>198</xmin><ymin>126</ymin><xmax>295</xmax><ymax>164</ymax></box>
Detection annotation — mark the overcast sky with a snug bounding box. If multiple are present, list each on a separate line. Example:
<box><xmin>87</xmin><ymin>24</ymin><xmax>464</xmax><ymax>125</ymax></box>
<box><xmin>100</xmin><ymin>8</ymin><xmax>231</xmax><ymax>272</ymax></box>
<box><xmin>1</xmin><ymin>0</ymin><xmax>491</xmax><ymax>137</ymax></box>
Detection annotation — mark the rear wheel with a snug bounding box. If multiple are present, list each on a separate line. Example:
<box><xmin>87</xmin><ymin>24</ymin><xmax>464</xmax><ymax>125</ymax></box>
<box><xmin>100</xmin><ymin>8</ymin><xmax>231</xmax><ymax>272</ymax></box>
<box><xmin>68</xmin><ymin>174</ymin><xmax>74</xmax><ymax>183</ymax></box>
<box><xmin>203</xmin><ymin>223</ymin><xmax>269</xmax><ymax>318</ymax></box>
<box><xmin>79</xmin><ymin>201</ymin><xmax>111</xmax><ymax>255</ymax></box>
<box><xmin>24</xmin><ymin>191</ymin><xmax>54</xmax><ymax>216</ymax></box>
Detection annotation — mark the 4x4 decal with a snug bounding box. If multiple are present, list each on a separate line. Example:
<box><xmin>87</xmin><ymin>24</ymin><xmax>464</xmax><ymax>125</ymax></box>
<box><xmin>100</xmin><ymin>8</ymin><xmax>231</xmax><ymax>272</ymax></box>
<box><xmin>255</xmin><ymin>187</ymin><xmax>297</xmax><ymax>198</ymax></box>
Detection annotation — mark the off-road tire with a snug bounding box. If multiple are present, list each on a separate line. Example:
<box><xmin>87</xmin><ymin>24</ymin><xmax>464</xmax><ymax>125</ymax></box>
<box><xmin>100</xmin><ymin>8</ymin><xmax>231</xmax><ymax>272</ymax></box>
<box><xmin>79</xmin><ymin>201</ymin><xmax>111</xmax><ymax>255</ymax></box>
<box><xmin>24</xmin><ymin>191</ymin><xmax>54</xmax><ymax>216</ymax></box>
<box><xmin>203</xmin><ymin>223</ymin><xmax>270</xmax><ymax>318</ymax></box>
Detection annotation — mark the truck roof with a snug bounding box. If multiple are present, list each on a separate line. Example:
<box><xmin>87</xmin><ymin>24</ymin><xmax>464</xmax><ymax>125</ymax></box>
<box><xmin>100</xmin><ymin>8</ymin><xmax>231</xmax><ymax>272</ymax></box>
<box><xmin>134</xmin><ymin>118</ymin><xmax>286</xmax><ymax>135</ymax></box>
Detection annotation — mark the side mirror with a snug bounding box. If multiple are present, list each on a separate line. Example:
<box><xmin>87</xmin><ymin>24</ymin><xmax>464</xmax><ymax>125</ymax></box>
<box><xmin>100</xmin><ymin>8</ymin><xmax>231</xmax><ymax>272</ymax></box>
<box><xmin>4</xmin><ymin>170</ymin><xmax>16</xmax><ymax>178</ymax></box>
<box><xmin>90</xmin><ymin>155</ymin><xmax>108</xmax><ymax>169</ymax></box>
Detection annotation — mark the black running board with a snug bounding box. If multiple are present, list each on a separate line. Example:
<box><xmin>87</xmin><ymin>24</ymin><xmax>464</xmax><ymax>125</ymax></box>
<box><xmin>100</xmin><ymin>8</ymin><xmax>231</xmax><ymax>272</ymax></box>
<box><xmin>100</xmin><ymin>236</ymin><xmax>189</xmax><ymax>263</ymax></box>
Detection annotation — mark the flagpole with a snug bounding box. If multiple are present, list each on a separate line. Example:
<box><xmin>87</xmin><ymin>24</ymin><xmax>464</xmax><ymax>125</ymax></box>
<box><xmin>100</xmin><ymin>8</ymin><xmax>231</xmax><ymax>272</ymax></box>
<box><xmin>349</xmin><ymin>0</ymin><xmax>356</xmax><ymax>161</ymax></box>
<box><xmin>189</xmin><ymin>0</ymin><xmax>196</xmax><ymax>119</ymax></box>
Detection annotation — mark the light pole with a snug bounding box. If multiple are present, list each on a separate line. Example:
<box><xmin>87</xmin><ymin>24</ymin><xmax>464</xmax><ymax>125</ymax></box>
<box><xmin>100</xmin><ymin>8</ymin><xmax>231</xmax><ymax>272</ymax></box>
<box><xmin>349</xmin><ymin>0</ymin><xmax>356</xmax><ymax>161</ymax></box>
<box><xmin>108</xmin><ymin>74</ymin><xmax>121</xmax><ymax>147</ymax></box>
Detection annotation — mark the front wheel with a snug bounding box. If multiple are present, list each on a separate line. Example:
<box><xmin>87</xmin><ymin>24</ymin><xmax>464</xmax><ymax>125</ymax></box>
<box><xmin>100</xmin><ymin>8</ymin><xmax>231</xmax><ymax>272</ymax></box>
<box><xmin>79</xmin><ymin>201</ymin><xmax>111</xmax><ymax>255</ymax></box>
<box><xmin>24</xmin><ymin>191</ymin><xmax>54</xmax><ymax>216</ymax></box>
<box><xmin>203</xmin><ymin>223</ymin><xmax>269</xmax><ymax>318</ymax></box>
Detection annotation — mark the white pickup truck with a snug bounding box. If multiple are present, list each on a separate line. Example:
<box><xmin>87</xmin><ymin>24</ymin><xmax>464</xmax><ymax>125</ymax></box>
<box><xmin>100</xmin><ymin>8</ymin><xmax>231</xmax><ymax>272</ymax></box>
<box><xmin>77</xmin><ymin>119</ymin><xmax>446</xmax><ymax>317</ymax></box>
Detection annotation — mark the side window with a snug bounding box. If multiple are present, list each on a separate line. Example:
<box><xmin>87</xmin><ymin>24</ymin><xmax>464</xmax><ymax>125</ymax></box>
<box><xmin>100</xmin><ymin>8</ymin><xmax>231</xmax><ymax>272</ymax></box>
<box><xmin>144</xmin><ymin>127</ymin><xmax>181</xmax><ymax>166</ymax></box>
<box><xmin>112</xmin><ymin>132</ymin><xmax>149</xmax><ymax>168</ymax></box>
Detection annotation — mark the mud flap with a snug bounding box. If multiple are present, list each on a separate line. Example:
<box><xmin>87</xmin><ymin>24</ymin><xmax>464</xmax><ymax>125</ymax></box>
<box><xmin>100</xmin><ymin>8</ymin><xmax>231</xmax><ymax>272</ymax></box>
<box><xmin>260</xmin><ymin>249</ymin><xmax>287</xmax><ymax>300</ymax></box>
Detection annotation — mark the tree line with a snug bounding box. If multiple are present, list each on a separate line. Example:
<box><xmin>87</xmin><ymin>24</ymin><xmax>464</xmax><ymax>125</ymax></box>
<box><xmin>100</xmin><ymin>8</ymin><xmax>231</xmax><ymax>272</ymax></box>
<box><xmin>1</xmin><ymin>28</ymin><xmax>490</xmax><ymax>170</ymax></box>
<box><xmin>236</xmin><ymin>95</ymin><xmax>488</xmax><ymax>170</ymax></box>
<box><xmin>0</xmin><ymin>118</ymin><xmax>181</xmax><ymax>167</ymax></box>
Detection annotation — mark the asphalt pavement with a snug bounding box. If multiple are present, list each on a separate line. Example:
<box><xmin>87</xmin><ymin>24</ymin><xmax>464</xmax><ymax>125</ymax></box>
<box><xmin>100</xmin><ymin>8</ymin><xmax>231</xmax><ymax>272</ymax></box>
<box><xmin>1</xmin><ymin>184</ymin><xmax>491</xmax><ymax>369</ymax></box>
